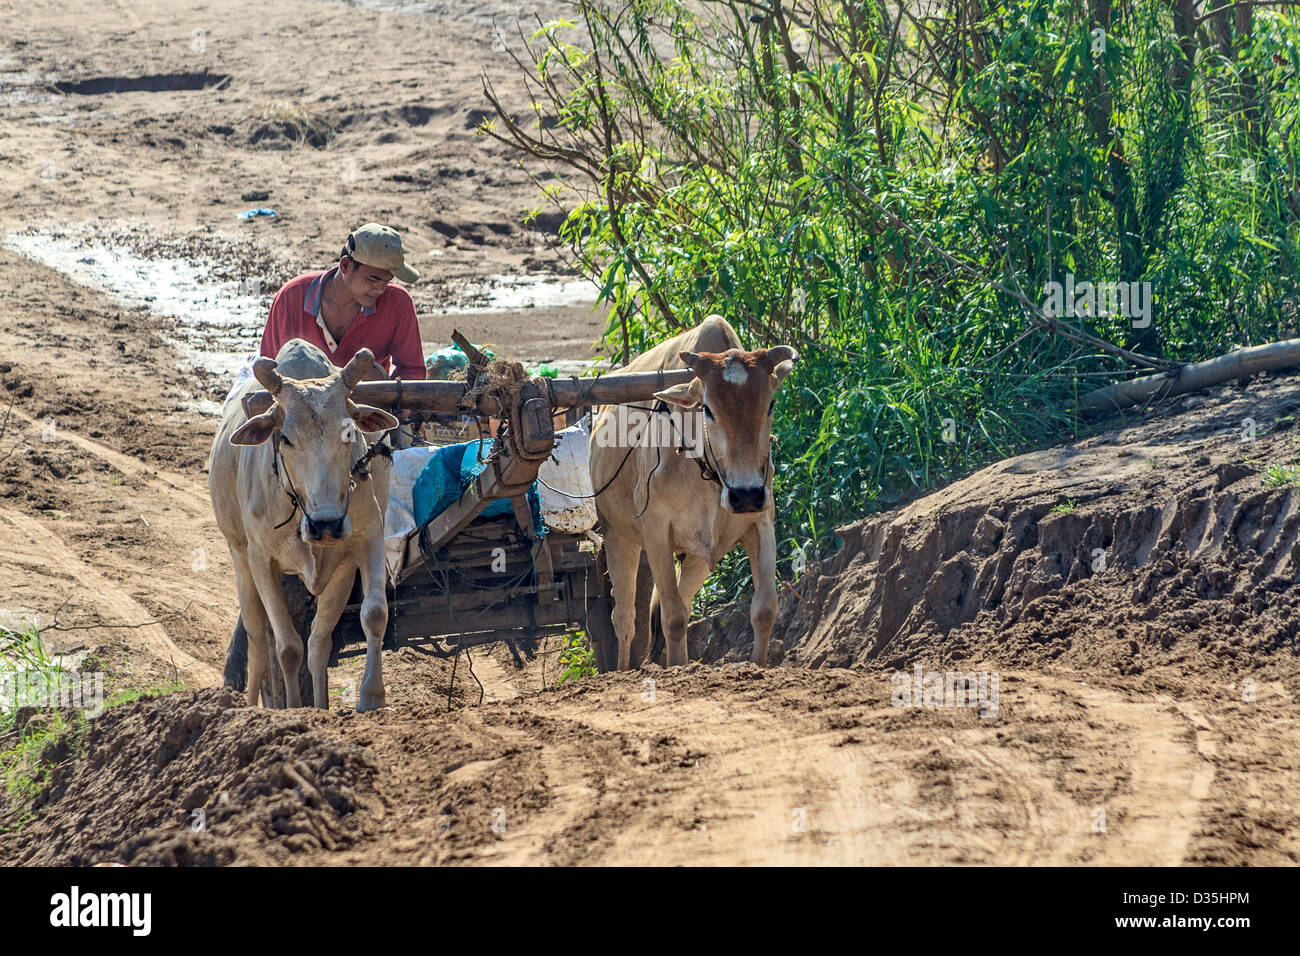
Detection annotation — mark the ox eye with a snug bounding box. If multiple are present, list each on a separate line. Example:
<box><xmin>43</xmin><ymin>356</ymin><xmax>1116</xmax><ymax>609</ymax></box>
<box><xmin>702</xmin><ymin>404</ymin><xmax>715</xmax><ymax>421</ymax></box>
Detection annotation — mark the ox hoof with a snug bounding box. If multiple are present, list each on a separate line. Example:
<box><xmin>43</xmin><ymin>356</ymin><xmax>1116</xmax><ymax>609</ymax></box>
<box><xmin>356</xmin><ymin>695</ymin><xmax>386</xmax><ymax>713</ymax></box>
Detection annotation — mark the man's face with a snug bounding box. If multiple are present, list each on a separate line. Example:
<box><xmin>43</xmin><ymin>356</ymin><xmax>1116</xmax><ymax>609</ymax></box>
<box><xmin>339</xmin><ymin>257</ymin><xmax>394</xmax><ymax>308</ymax></box>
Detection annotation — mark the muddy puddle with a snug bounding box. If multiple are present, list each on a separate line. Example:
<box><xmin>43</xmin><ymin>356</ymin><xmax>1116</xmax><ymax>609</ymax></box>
<box><xmin>439</xmin><ymin>272</ymin><xmax>598</xmax><ymax>314</ymax></box>
<box><xmin>4</xmin><ymin>225</ymin><xmax>605</xmax><ymax>404</ymax></box>
<box><xmin>5</xmin><ymin>230</ymin><xmax>268</xmax><ymax>385</ymax></box>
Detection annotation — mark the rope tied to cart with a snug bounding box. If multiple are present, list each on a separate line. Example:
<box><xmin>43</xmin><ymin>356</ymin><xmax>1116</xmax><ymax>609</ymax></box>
<box><xmin>534</xmin><ymin>391</ymin><xmax>730</xmax><ymax>511</ymax></box>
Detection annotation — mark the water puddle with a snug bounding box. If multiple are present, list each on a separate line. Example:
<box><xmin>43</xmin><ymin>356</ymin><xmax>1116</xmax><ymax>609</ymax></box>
<box><xmin>4</xmin><ymin>227</ymin><xmax>608</xmax><ymax>412</ymax></box>
<box><xmin>439</xmin><ymin>273</ymin><xmax>598</xmax><ymax>314</ymax></box>
<box><xmin>3</xmin><ymin>231</ymin><xmax>267</xmax><ymax>383</ymax></box>
<box><xmin>0</xmin><ymin>55</ymin><xmax>70</xmax><ymax>116</ymax></box>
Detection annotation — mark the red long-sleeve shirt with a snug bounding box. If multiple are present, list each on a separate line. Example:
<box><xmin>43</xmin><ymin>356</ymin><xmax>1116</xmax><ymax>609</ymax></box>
<box><xmin>259</xmin><ymin>268</ymin><xmax>426</xmax><ymax>380</ymax></box>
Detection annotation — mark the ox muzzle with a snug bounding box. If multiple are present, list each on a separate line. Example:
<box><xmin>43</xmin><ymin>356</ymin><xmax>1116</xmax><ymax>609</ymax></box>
<box><xmin>723</xmin><ymin>484</ymin><xmax>768</xmax><ymax>514</ymax></box>
<box><xmin>302</xmin><ymin>513</ymin><xmax>351</xmax><ymax>545</ymax></box>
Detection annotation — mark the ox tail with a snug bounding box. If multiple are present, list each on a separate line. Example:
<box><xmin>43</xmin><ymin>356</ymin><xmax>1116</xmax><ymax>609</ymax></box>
<box><xmin>646</xmin><ymin>588</ymin><xmax>665</xmax><ymax>668</ymax></box>
<box><xmin>223</xmin><ymin>614</ymin><xmax>248</xmax><ymax>692</ymax></box>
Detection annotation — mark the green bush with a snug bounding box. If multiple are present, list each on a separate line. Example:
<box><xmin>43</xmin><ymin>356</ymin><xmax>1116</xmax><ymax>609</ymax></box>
<box><xmin>488</xmin><ymin>0</ymin><xmax>1300</xmax><ymax>595</ymax></box>
<box><xmin>557</xmin><ymin>632</ymin><xmax>598</xmax><ymax>683</ymax></box>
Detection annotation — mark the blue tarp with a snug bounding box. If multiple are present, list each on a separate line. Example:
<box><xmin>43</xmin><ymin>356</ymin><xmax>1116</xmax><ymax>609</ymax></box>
<box><xmin>411</xmin><ymin>440</ymin><xmax>545</xmax><ymax>536</ymax></box>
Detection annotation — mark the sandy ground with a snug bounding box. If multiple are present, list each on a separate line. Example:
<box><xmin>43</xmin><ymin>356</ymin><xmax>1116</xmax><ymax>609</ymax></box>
<box><xmin>0</xmin><ymin>0</ymin><xmax>1297</xmax><ymax>866</ymax></box>
<box><xmin>0</xmin><ymin>0</ymin><xmax>605</xmax><ymax>374</ymax></box>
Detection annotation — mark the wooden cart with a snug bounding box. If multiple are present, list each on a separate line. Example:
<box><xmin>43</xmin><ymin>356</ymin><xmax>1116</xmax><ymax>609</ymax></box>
<box><xmin>227</xmin><ymin>335</ymin><xmax>685</xmax><ymax>700</ymax></box>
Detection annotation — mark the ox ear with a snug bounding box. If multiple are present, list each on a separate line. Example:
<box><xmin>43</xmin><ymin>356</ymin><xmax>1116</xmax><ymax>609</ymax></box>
<box><xmin>230</xmin><ymin>412</ymin><xmax>279</xmax><ymax>446</ymax></box>
<box><xmin>766</xmin><ymin>345</ymin><xmax>799</xmax><ymax>387</ymax></box>
<box><xmin>678</xmin><ymin>350</ymin><xmax>701</xmax><ymax>371</ymax></box>
<box><xmin>347</xmin><ymin>399</ymin><xmax>400</xmax><ymax>434</ymax></box>
<box><xmin>654</xmin><ymin>379</ymin><xmax>701</xmax><ymax>409</ymax></box>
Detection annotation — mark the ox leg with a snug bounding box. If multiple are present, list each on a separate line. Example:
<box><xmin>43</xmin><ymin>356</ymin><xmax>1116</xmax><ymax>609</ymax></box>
<box><xmin>223</xmin><ymin>616</ymin><xmax>248</xmax><ymax>693</ymax></box>
<box><xmin>645</xmin><ymin>554</ymin><xmax>712</xmax><ymax>666</ymax></box>
<box><xmin>604</xmin><ymin>531</ymin><xmax>642</xmax><ymax>671</ymax></box>
<box><xmin>249</xmin><ymin>559</ymin><xmax>305</xmax><ymax>708</ymax></box>
<box><xmin>741</xmin><ymin>521</ymin><xmax>778</xmax><ymax>666</ymax></box>
<box><xmin>356</xmin><ymin>545</ymin><xmax>388</xmax><ymax>712</ymax></box>
<box><xmin>234</xmin><ymin>556</ymin><xmax>270</xmax><ymax>707</ymax></box>
<box><xmin>308</xmin><ymin>569</ymin><xmax>354</xmax><ymax>710</ymax></box>
<box><xmin>643</xmin><ymin>538</ymin><xmax>692</xmax><ymax>667</ymax></box>
<box><xmin>674</xmin><ymin>554</ymin><xmax>713</xmax><ymax>663</ymax></box>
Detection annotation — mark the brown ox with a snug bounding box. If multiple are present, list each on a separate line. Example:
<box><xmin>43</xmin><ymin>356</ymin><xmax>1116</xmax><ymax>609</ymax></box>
<box><xmin>589</xmin><ymin>314</ymin><xmax>797</xmax><ymax>669</ymax></box>
<box><xmin>209</xmin><ymin>338</ymin><xmax>399</xmax><ymax>710</ymax></box>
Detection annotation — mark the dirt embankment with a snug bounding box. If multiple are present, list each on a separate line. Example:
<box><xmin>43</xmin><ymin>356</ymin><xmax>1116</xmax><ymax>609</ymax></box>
<box><xmin>774</xmin><ymin>374</ymin><xmax>1300</xmax><ymax>690</ymax></box>
<box><xmin>4</xmin><ymin>662</ymin><xmax>1271</xmax><ymax>867</ymax></box>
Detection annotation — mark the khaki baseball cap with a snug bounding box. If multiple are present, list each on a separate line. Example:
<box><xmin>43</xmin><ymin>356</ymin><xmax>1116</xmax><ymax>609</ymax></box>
<box><xmin>345</xmin><ymin>223</ymin><xmax>419</xmax><ymax>283</ymax></box>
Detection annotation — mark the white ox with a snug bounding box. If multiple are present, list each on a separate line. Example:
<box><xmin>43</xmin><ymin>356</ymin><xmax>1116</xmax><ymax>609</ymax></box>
<box><xmin>209</xmin><ymin>338</ymin><xmax>399</xmax><ymax>710</ymax></box>
<box><xmin>590</xmin><ymin>314</ymin><xmax>797</xmax><ymax>669</ymax></box>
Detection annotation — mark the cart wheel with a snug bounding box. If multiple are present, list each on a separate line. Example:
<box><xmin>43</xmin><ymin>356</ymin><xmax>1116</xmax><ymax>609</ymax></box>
<box><xmin>267</xmin><ymin>574</ymin><xmax>317</xmax><ymax>707</ymax></box>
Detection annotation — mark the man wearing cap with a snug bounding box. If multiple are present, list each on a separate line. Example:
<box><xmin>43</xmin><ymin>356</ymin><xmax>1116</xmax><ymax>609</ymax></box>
<box><xmin>260</xmin><ymin>223</ymin><xmax>426</xmax><ymax>383</ymax></box>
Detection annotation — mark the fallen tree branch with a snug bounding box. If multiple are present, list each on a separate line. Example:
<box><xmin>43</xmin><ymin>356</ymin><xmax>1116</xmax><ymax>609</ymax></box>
<box><xmin>45</xmin><ymin>594</ymin><xmax>196</xmax><ymax>634</ymax></box>
<box><xmin>1079</xmin><ymin>338</ymin><xmax>1300</xmax><ymax>412</ymax></box>
<box><xmin>0</xmin><ymin>392</ymin><xmax>25</xmax><ymax>469</ymax></box>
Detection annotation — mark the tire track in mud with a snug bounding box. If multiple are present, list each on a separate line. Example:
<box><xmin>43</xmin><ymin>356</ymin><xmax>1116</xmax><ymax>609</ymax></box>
<box><xmin>5</xmin><ymin>404</ymin><xmax>212</xmax><ymax>507</ymax></box>
<box><xmin>376</xmin><ymin>669</ymin><xmax>1220</xmax><ymax>865</ymax></box>
<box><xmin>0</xmin><ymin>406</ymin><xmax>228</xmax><ymax>685</ymax></box>
<box><xmin>998</xmin><ymin>678</ymin><xmax>1217</xmax><ymax>866</ymax></box>
<box><xmin>0</xmin><ymin>507</ymin><xmax>220</xmax><ymax>686</ymax></box>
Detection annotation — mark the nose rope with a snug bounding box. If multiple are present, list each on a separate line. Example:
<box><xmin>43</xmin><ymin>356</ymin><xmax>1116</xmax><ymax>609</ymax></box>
<box><xmin>691</xmin><ymin>415</ymin><xmax>773</xmax><ymax>493</ymax></box>
<box><xmin>696</xmin><ymin>422</ymin><xmax>723</xmax><ymax>487</ymax></box>
<box><xmin>633</xmin><ymin>409</ymin><xmax>723</xmax><ymax>520</ymax></box>
<box><xmin>271</xmin><ymin>433</ymin><xmax>304</xmax><ymax>530</ymax></box>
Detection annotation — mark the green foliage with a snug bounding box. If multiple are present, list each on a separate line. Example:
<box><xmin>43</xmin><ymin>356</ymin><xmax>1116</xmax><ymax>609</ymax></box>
<box><xmin>0</xmin><ymin>622</ymin><xmax>70</xmax><ymax>738</ymax></box>
<box><xmin>104</xmin><ymin>680</ymin><xmax>187</xmax><ymax>709</ymax></box>
<box><xmin>1</xmin><ymin>708</ymin><xmax>86</xmax><ymax>832</ymax></box>
<box><xmin>1261</xmin><ymin>463</ymin><xmax>1300</xmax><ymax>487</ymax></box>
<box><xmin>492</xmin><ymin>0</ymin><xmax>1300</xmax><ymax>595</ymax></box>
<box><xmin>0</xmin><ymin>622</ymin><xmax>91</xmax><ymax>831</ymax></box>
<box><xmin>0</xmin><ymin>620</ymin><xmax>185</xmax><ymax>831</ymax></box>
<box><xmin>557</xmin><ymin>631</ymin><xmax>597</xmax><ymax>683</ymax></box>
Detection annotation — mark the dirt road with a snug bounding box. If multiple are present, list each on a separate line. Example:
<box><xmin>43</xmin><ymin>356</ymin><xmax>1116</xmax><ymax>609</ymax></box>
<box><xmin>2</xmin><ymin>664</ymin><xmax>1264</xmax><ymax>866</ymax></box>
<box><xmin>0</xmin><ymin>0</ymin><xmax>1297</xmax><ymax>866</ymax></box>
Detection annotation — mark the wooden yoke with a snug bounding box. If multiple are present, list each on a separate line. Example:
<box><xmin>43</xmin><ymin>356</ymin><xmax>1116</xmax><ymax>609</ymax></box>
<box><xmin>241</xmin><ymin>367</ymin><xmax>697</xmax><ymax>418</ymax></box>
<box><xmin>239</xmin><ymin>330</ymin><xmax>696</xmax><ymax>560</ymax></box>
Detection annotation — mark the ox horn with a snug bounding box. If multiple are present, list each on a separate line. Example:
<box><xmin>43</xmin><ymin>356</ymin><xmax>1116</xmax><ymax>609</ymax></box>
<box><xmin>766</xmin><ymin>345</ymin><xmax>799</xmax><ymax>386</ymax></box>
<box><xmin>766</xmin><ymin>345</ymin><xmax>799</xmax><ymax>367</ymax></box>
<box><xmin>252</xmin><ymin>357</ymin><xmax>283</xmax><ymax>395</ymax></box>
<box><xmin>340</xmin><ymin>348</ymin><xmax>376</xmax><ymax>390</ymax></box>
